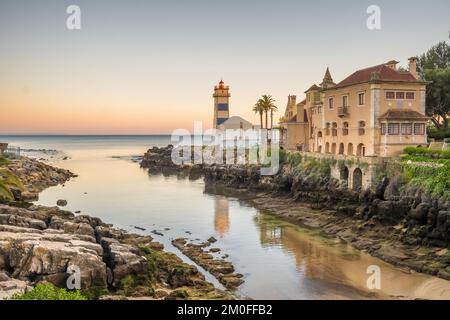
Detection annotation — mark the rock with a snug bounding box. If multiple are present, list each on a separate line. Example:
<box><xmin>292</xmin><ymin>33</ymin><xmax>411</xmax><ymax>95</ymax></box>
<box><xmin>207</xmin><ymin>237</ymin><xmax>217</xmax><ymax>243</ymax></box>
<box><xmin>0</xmin><ymin>226</ymin><xmax>107</xmax><ymax>289</ymax></box>
<box><xmin>0</xmin><ymin>276</ymin><xmax>31</xmax><ymax>300</ymax></box>
<box><xmin>57</xmin><ymin>200</ymin><xmax>68</xmax><ymax>207</ymax></box>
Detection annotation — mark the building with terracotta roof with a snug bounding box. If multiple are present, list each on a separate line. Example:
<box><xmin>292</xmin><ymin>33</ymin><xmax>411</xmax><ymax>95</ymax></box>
<box><xmin>281</xmin><ymin>58</ymin><xmax>428</xmax><ymax>157</ymax></box>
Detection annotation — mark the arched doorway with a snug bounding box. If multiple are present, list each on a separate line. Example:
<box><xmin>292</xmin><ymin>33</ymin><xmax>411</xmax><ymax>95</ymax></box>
<box><xmin>325</xmin><ymin>142</ymin><xmax>330</xmax><ymax>153</ymax></box>
<box><xmin>340</xmin><ymin>166</ymin><xmax>349</xmax><ymax>188</ymax></box>
<box><xmin>348</xmin><ymin>143</ymin><xmax>354</xmax><ymax>156</ymax></box>
<box><xmin>338</xmin><ymin>143</ymin><xmax>345</xmax><ymax>155</ymax></box>
<box><xmin>352</xmin><ymin>168</ymin><xmax>363</xmax><ymax>191</ymax></box>
<box><xmin>331</xmin><ymin>143</ymin><xmax>337</xmax><ymax>154</ymax></box>
<box><xmin>357</xmin><ymin>144</ymin><xmax>365</xmax><ymax>156</ymax></box>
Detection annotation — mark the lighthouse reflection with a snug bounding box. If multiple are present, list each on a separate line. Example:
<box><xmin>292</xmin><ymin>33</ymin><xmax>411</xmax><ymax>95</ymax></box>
<box><xmin>214</xmin><ymin>196</ymin><xmax>230</xmax><ymax>237</ymax></box>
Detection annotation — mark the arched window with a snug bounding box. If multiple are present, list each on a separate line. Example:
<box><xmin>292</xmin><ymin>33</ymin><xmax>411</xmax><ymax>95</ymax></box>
<box><xmin>317</xmin><ymin>131</ymin><xmax>323</xmax><ymax>138</ymax></box>
<box><xmin>348</xmin><ymin>143</ymin><xmax>354</xmax><ymax>156</ymax></box>
<box><xmin>325</xmin><ymin>142</ymin><xmax>330</xmax><ymax>153</ymax></box>
<box><xmin>332</xmin><ymin>122</ymin><xmax>338</xmax><ymax>136</ymax></box>
<box><xmin>357</xmin><ymin>143</ymin><xmax>365</xmax><ymax>156</ymax></box>
<box><xmin>331</xmin><ymin>143</ymin><xmax>337</xmax><ymax>154</ymax></box>
<box><xmin>339</xmin><ymin>143</ymin><xmax>345</xmax><ymax>155</ymax></box>
<box><xmin>342</xmin><ymin>122</ymin><xmax>349</xmax><ymax>136</ymax></box>
<box><xmin>325</xmin><ymin>123</ymin><xmax>331</xmax><ymax>136</ymax></box>
<box><xmin>358</xmin><ymin>121</ymin><xmax>366</xmax><ymax>136</ymax></box>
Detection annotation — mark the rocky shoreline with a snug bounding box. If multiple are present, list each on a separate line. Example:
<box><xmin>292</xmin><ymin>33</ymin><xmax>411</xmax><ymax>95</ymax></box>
<box><xmin>0</xmin><ymin>156</ymin><xmax>233</xmax><ymax>300</ymax></box>
<box><xmin>140</xmin><ymin>146</ymin><xmax>450</xmax><ymax>282</ymax></box>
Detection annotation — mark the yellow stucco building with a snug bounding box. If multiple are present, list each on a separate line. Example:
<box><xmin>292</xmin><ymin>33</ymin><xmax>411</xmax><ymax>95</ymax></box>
<box><xmin>281</xmin><ymin>58</ymin><xmax>429</xmax><ymax>158</ymax></box>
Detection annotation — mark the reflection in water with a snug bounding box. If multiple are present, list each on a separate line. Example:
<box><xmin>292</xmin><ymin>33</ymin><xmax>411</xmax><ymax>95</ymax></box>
<box><xmin>257</xmin><ymin>215</ymin><xmax>450</xmax><ymax>299</ymax></box>
<box><xmin>9</xmin><ymin>135</ymin><xmax>450</xmax><ymax>300</ymax></box>
<box><xmin>214</xmin><ymin>196</ymin><xmax>230</xmax><ymax>237</ymax></box>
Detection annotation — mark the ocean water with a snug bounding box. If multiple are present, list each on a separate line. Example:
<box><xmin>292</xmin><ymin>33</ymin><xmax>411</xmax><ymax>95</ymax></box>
<box><xmin>2</xmin><ymin>135</ymin><xmax>450</xmax><ymax>300</ymax></box>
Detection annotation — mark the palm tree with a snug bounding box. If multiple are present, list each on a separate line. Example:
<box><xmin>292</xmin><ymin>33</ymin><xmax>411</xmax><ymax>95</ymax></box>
<box><xmin>253</xmin><ymin>102</ymin><xmax>264</xmax><ymax>129</ymax></box>
<box><xmin>257</xmin><ymin>95</ymin><xmax>276</xmax><ymax>129</ymax></box>
<box><xmin>269</xmin><ymin>104</ymin><xmax>278</xmax><ymax>129</ymax></box>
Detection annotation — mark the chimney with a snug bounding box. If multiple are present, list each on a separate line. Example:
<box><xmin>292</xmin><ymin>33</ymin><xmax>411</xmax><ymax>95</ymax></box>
<box><xmin>290</xmin><ymin>95</ymin><xmax>297</xmax><ymax>106</ymax></box>
<box><xmin>408</xmin><ymin>57</ymin><xmax>419</xmax><ymax>79</ymax></box>
<box><xmin>385</xmin><ymin>60</ymin><xmax>399</xmax><ymax>70</ymax></box>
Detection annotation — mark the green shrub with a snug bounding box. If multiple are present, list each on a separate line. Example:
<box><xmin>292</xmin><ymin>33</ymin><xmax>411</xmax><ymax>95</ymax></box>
<box><xmin>0</xmin><ymin>157</ymin><xmax>10</xmax><ymax>166</ymax></box>
<box><xmin>404</xmin><ymin>147</ymin><xmax>450</xmax><ymax>159</ymax></box>
<box><xmin>428</xmin><ymin>127</ymin><xmax>450</xmax><ymax>140</ymax></box>
<box><xmin>12</xmin><ymin>283</ymin><xmax>87</xmax><ymax>300</ymax></box>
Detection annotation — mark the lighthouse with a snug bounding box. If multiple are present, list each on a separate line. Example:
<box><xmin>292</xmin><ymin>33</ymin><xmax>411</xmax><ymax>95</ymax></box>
<box><xmin>213</xmin><ymin>80</ymin><xmax>230</xmax><ymax>129</ymax></box>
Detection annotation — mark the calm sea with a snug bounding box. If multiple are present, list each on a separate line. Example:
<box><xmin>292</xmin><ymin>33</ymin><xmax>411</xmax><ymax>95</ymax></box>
<box><xmin>2</xmin><ymin>135</ymin><xmax>450</xmax><ymax>300</ymax></box>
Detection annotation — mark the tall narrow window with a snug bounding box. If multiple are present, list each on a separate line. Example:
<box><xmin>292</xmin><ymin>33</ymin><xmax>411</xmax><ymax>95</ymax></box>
<box><xmin>328</xmin><ymin>97</ymin><xmax>334</xmax><ymax>109</ymax></box>
<box><xmin>381</xmin><ymin>123</ymin><xmax>387</xmax><ymax>135</ymax></box>
<box><xmin>358</xmin><ymin>121</ymin><xmax>366</xmax><ymax>136</ymax></box>
<box><xmin>358</xmin><ymin>93</ymin><xmax>365</xmax><ymax>106</ymax></box>
<box><xmin>342</xmin><ymin>122</ymin><xmax>349</xmax><ymax>136</ymax></box>
<box><xmin>332</xmin><ymin>122</ymin><xmax>338</xmax><ymax>136</ymax></box>
<box><xmin>342</xmin><ymin>95</ymin><xmax>348</xmax><ymax>107</ymax></box>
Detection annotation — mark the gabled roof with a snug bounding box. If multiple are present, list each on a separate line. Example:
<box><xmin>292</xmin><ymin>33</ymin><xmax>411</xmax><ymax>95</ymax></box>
<box><xmin>378</xmin><ymin>109</ymin><xmax>429</xmax><ymax>121</ymax></box>
<box><xmin>334</xmin><ymin>62</ymin><xmax>421</xmax><ymax>89</ymax></box>
<box><xmin>304</xmin><ymin>84</ymin><xmax>321</xmax><ymax>93</ymax></box>
<box><xmin>222</xmin><ymin>116</ymin><xmax>253</xmax><ymax>125</ymax></box>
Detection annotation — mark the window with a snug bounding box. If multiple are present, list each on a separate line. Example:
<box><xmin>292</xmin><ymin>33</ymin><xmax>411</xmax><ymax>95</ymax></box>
<box><xmin>386</xmin><ymin>91</ymin><xmax>395</xmax><ymax>99</ymax></box>
<box><xmin>342</xmin><ymin>122</ymin><xmax>349</xmax><ymax>136</ymax></box>
<box><xmin>406</xmin><ymin>92</ymin><xmax>415</xmax><ymax>100</ymax></box>
<box><xmin>342</xmin><ymin>95</ymin><xmax>348</xmax><ymax>107</ymax></box>
<box><xmin>358</xmin><ymin>92</ymin><xmax>365</xmax><ymax>106</ymax></box>
<box><xmin>388</xmin><ymin>123</ymin><xmax>400</xmax><ymax>135</ymax></box>
<box><xmin>381</xmin><ymin>123</ymin><xmax>387</xmax><ymax>135</ymax></box>
<box><xmin>414</xmin><ymin>123</ymin><xmax>425</xmax><ymax>135</ymax></box>
<box><xmin>328</xmin><ymin>97</ymin><xmax>334</xmax><ymax>109</ymax></box>
<box><xmin>358</xmin><ymin>121</ymin><xmax>366</xmax><ymax>136</ymax></box>
<box><xmin>332</xmin><ymin>122</ymin><xmax>338</xmax><ymax>136</ymax></box>
<box><xmin>396</xmin><ymin>92</ymin><xmax>405</xmax><ymax>99</ymax></box>
<box><xmin>401</xmin><ymin>123</ymin><xmax>412</xmax><ymax>135</ymax></box>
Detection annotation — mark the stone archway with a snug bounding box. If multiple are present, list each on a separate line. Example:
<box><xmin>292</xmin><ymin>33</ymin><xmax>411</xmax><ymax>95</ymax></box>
<box><xmin>352</xmin><ymin>168</ymin><xmax>363</xmax><ymax>191</ymax></box>
<box><xmin>340</xmin><ymin>166</ymin><xmax>349</xmax><ymax>188</ymax></box>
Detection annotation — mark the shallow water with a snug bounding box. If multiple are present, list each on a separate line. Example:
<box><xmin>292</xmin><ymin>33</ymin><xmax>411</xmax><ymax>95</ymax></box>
<box><xmin>3</xmin><ymin>135</ymin><xmax>450</xmax><ymax>300</ymax></box>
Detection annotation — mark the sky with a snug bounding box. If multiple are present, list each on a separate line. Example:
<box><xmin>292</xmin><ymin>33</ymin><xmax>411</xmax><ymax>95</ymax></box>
<box><xmin>0</xmin><ymin>0</ymin><xmax>449</xmax><ymax>134</ymax></box>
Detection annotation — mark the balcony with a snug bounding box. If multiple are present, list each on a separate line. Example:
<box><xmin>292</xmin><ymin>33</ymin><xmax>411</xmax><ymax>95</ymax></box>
<box><xmin>338</xmin><ymin>106</ymin><xmax>349</xmax><ymax>117</ymax></box>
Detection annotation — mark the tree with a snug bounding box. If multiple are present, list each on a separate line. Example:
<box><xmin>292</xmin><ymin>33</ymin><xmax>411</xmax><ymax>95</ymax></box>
<box><xmin>418</xmin><ymin>42</ymin><xmax>450</xmax><ymax>74</ymax></box>
<box><xmin>256</xmin><ymin>95</ymin><xmax>276</xmax><ymax>129</ymax></box>
<box><xmin>252</xmin><ymin>103</ymin><xmax>264</xmax><ymax>129</ymax></box>
<box><xmin>424</xmin><ymin>68</ymin><xmax>450</xmax><ymax>130</ymax></box>
<box><xmin>418</xmin><ymin>42</ymin><xmax>450</xmax><ymax>130</ymax></box>
<box><xmin>269</xmin><ymin>104</ymin><xmax>278</xmax><ymax>129</ymax></box>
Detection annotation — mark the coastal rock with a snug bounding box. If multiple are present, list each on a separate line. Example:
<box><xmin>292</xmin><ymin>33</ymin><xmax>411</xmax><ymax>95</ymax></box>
<box><xmin>57</xmin><ymin>199</ymin><xmax>68</xmax><ymax>207</ymax></box>
<box><xmin>0</xmin><ymin>225</ymin><xmax>107</xmax><ymax>289</ymax></box>
<box><xmin>0</xmin><ymin>272</ymin><xmax>31</xmax><ymax>300</ymax></box>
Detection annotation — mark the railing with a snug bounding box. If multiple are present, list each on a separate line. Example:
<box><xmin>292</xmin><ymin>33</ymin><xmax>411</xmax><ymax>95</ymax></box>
<box><xmin>338</xmin><ymin>106</ymin><xmax>349</xmax><ymax>117</ymax></box>
<box><xmin>4</xmin><ymin>146</ymin><xmax>21</xmax><ymax>159</ymax></box>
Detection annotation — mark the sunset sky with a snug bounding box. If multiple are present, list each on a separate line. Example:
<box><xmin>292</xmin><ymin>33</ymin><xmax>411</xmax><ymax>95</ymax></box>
<box><xmin>0</xmin><ymin>0</ymin><xmax>449</xmax><ymax>134</ymax></box>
